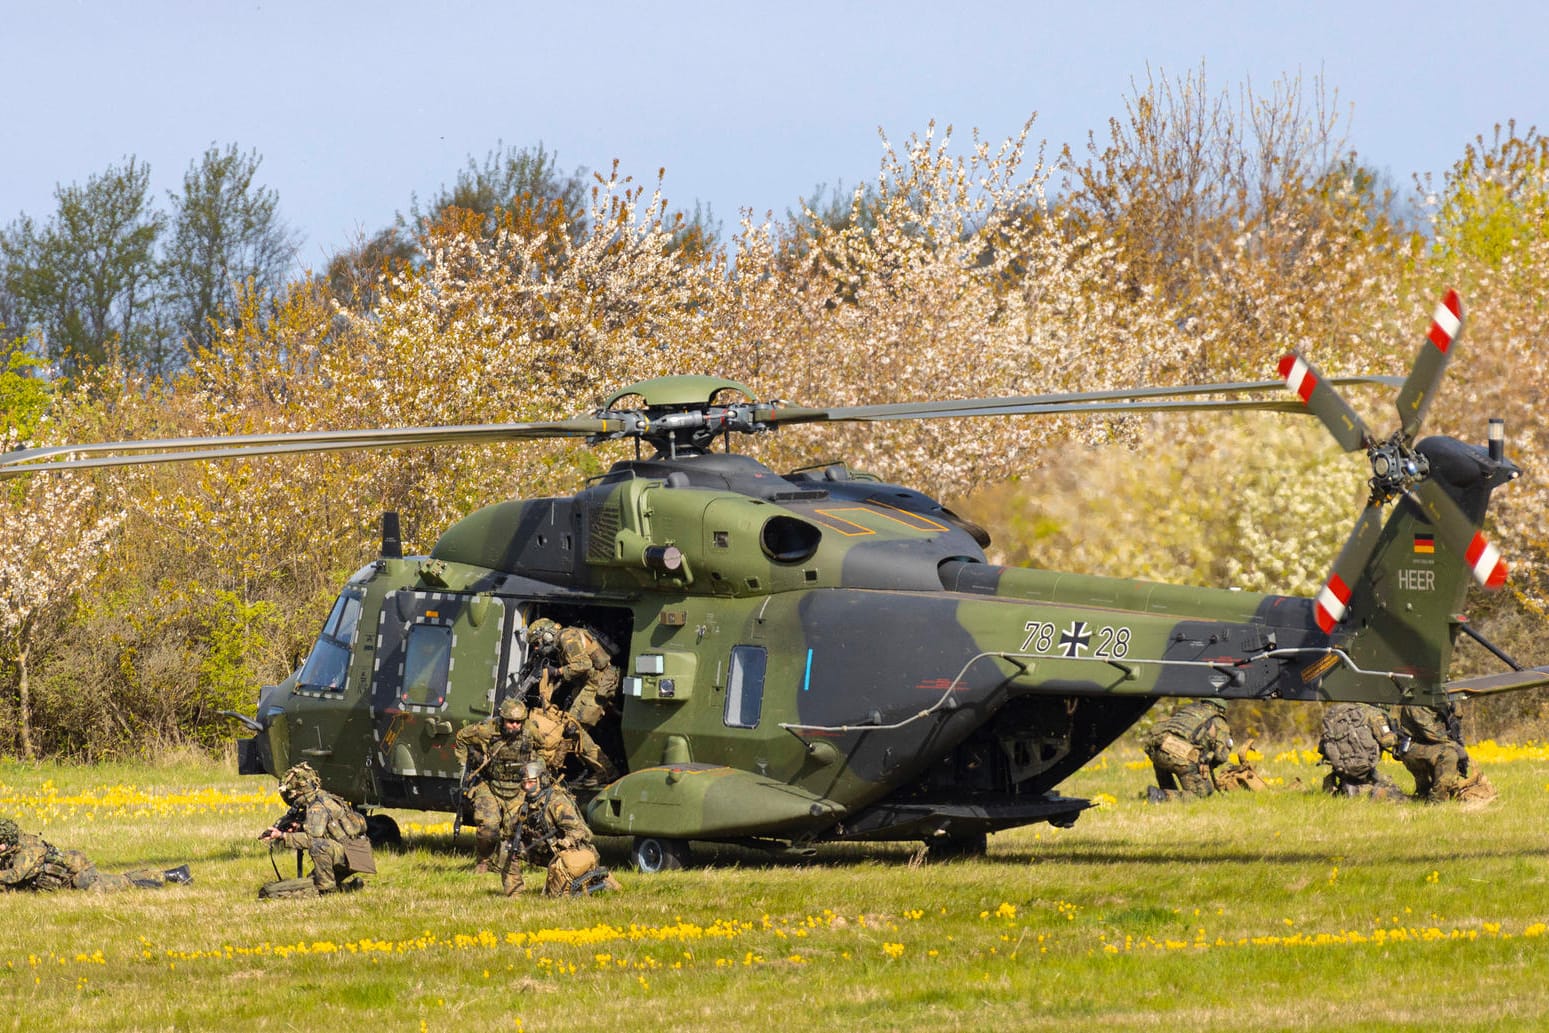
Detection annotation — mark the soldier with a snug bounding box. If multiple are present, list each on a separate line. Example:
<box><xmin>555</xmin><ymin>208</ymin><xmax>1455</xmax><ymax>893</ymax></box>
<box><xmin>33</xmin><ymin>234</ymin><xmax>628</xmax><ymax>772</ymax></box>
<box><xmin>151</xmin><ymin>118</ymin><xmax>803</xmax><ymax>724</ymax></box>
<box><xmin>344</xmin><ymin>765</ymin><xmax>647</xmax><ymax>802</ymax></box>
<box><xmin>0</xmin><ymin>817</ymin><xmax>191</xmax><ymax>891</ymax></box>
<box><xmin>502</xmin><ymin>761</ymin><xmax>620</xmax><ymax>897</ymax></box>
<box><xmin>528</xmin><ymin>617</ymin><xmax>621</xmax><ymax>740</ymax></box>
<box><xmin>1396</xmin><ymin>703</ymin><xmax>1470</xmax><ymax>802</ymax></box>
<box><xmin>257</xmin><ymin>763</ymin><xmax>372</xmax><ymax>898</ymax></box>
<box><xmin>455</xmin><ymin>698</ymin><xmax>539</xmax><ymax>875</ymax></box>
<box><xmin>524</xmin><ymin>698</ymin><xmax>619</xmax><ymax>787</ymax></box>
<box><xmin>1318</xmin><ymin>701</ymin><xmax>1405</xmax><ymax>799</ymax></box>
<box><xmin>1141</xmin><ymin>698</ymin><xmax>1232</xmax><ymax>802</ymax></box>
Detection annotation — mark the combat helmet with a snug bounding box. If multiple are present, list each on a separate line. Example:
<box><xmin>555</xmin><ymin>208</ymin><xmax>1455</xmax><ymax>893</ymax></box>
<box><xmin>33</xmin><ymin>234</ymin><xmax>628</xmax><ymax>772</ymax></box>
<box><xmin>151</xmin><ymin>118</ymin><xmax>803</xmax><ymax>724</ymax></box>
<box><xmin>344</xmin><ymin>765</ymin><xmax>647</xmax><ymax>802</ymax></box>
<box><xmin>278</xmin><ymin>762</ymin><xmax>322</xmax><ymax>803</ymax></box>
<box><xmin>521</xmin><ymin>760</ymin><xmax>547</xmax><ymax>799</ymax></box>
<box><xmin>498</xmin><ymin>698</ymin><xmax>529</xmax><ymax>723</ymax></box>
<box><xmin>0</xmin><ymin>817</ymin><xmax>19</xmax><ymax>853</ymax></box>
<box><xmin>528</xmin><ymin>617</ymin><xmax>560</xmax><ymax>651</ymax></box>
<box><xmin>1203</xmin><ymin>698</ymin><xmax>1228</xmax><ymax>712</ymax></box>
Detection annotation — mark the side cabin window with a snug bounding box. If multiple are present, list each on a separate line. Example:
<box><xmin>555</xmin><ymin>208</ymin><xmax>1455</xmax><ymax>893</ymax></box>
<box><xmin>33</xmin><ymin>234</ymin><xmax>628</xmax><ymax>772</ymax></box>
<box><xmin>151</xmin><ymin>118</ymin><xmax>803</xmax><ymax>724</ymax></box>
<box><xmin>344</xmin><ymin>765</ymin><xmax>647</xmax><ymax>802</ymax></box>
<box><xmin>402</xmin><ymin>625</ymin><xmax>453</xmax><ymax>708</ymax></box>
<box><xmin>297</xmin><ymin>590</ymin><xmax>363</xmax><ymax>692</ymax></box>
<box><xmin>723</xmin><ymin>645</ymin><xmax>767</xmax><ymax>729</ymax></box>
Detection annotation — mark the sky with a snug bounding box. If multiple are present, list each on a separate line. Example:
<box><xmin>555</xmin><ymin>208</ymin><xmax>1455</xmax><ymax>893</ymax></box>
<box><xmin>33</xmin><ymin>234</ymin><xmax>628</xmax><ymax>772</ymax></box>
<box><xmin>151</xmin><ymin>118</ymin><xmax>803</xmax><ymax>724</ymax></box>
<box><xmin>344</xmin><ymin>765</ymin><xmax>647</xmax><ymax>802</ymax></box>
<box><xmin>6</xmin><ymin>0</ymin><xmax>1549</xmax><ymax>272</ymax></box>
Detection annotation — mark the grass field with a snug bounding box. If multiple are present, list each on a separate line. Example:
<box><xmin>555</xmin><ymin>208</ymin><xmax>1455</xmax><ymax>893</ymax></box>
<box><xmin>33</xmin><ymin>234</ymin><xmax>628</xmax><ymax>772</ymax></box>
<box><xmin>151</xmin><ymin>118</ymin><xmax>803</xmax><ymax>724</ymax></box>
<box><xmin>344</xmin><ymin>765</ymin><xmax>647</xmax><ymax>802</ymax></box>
<box><xmin>3</xmin><ymin>744</ymin><xmax>1548</xmax><ymax>1033</ymax></box>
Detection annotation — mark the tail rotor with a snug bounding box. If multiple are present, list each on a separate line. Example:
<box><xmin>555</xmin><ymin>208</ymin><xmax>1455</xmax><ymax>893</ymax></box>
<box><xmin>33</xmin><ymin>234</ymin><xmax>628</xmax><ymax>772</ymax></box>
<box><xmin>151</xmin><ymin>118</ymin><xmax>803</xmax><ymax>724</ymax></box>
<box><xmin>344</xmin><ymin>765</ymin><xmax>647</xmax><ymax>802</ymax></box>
<box><xmin>1281</xmin><ymin>289</ymin><xmax>1507</xmax><ymax>634</ymax></box>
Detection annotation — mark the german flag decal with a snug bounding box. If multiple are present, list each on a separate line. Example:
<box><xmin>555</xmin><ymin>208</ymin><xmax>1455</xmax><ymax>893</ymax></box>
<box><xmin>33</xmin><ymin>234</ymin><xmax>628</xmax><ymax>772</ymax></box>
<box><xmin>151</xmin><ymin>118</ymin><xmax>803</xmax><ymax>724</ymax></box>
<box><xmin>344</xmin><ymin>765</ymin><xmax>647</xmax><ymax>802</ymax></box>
<box><xmin>1413</xmin><ymin>532</ymin><xmax>1435</xmax><ymax>554</ymax></box>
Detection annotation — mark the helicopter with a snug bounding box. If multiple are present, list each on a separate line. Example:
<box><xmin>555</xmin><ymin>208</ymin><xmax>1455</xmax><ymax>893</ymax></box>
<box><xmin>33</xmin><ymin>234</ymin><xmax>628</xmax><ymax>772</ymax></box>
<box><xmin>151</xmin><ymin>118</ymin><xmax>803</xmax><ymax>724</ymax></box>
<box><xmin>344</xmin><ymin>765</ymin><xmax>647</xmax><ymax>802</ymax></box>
<box><xmin>5</xmin><ymin>289</ymin><xmax>1546</xmax><ymax>871</ymax></box>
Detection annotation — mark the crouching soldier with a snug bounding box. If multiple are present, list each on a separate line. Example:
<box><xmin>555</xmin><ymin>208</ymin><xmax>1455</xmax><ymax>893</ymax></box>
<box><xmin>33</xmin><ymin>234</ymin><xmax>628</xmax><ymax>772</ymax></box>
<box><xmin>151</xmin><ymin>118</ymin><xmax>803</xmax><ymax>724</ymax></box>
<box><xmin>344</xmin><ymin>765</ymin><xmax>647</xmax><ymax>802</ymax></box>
<box><xmin>1396</xmin><ymin>703</ymin><xmax>1495</xmax><ymax>803</ymax></box>
<box><xmin>503</xmin><ymin>762</ymin><xmax>619</xmax><ymax>897</ymax></box>
<box><xmin>1142</xmin><ymin>698</ymin><xmax>1232</xmax><ymax>802</ymax></box>
<box><xmin>1319</xmin><ymin>702</ymin><xmax>1406</xmax><ymax>800</ymax></box>
<box><xmin>258</xmin><ymin>763</ymin><xmax>374</xmax><ymax>898</ymax></box>
<box><xmin>0</xmin><ymin>817</ymin><xmax>191</xmax><ymax>891</ymax></box>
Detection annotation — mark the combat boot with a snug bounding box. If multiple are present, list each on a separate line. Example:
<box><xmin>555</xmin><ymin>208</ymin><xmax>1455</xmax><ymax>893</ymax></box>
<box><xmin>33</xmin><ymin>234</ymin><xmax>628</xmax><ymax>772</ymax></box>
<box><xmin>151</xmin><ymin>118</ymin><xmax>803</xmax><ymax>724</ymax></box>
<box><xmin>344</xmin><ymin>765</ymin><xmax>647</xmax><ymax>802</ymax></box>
<box><xmin>473</xmin><ymin>833</ymin><xmax>497</xmax><ymax>874</ymax></box>
<box><xmin>501</xmin><ymin>867</ymin><xmax>524</xmax><ymax>897</ymax></box>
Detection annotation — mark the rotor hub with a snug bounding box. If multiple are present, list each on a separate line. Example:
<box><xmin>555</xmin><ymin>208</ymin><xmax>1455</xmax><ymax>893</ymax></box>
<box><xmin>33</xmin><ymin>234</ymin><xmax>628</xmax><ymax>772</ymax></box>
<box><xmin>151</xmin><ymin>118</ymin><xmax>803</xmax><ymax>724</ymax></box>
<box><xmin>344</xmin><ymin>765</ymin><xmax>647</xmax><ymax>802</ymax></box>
<box><xmin>1367</xmin><ymin>435</ymin><xmax>1429</xmax><ymax>503</ymax></box>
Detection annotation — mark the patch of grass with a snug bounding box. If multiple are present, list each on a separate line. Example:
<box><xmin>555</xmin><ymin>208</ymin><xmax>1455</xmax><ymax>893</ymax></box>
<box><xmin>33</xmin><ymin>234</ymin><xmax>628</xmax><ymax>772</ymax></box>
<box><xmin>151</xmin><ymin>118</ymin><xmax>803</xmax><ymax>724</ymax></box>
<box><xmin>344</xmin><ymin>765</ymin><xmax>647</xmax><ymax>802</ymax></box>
<box><xmin>3</xmin><ymin>748</ymin><xmax>1549</xmax><ymax>1031</ymax></box>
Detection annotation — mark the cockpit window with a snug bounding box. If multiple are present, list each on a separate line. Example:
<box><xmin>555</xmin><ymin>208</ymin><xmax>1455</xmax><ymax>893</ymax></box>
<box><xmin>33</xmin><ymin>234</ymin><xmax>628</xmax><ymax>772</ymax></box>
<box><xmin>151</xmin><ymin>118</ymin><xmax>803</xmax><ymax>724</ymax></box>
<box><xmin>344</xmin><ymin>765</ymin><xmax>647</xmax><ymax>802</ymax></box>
<box><xmin>297</xmin><ymin>590</ymin><xmax>364</xmax><ymax>693</ymax></box>
<box><xmin>327</xmin><ymin>593</ymin><xmax>362</xmax><ymax>643</ymax></box>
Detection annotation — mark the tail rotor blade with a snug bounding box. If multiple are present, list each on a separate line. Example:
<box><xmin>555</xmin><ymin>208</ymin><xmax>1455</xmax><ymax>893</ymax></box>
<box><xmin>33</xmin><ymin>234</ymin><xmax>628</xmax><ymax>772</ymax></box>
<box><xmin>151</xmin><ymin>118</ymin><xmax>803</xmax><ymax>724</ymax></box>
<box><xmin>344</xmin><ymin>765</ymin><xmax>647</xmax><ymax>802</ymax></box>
<box><xmin>1395</xmin><ymin>289</ymin><xmax>1462</xmax><ymax>441</ymax></box>
<box><xmin>1278</xmin><ymin>352</ymin><xmax>1373</xmax><ymax>453</ymax></box>
<box><xmin>1312</xmin><ymin>504</ymin><xmax>1386</xmax><ymax>633</ymax></box>
<box><xmin>1410</xmin><ymin>479</ymin><xmax>1507</xmax><ymax>589</ymax></box>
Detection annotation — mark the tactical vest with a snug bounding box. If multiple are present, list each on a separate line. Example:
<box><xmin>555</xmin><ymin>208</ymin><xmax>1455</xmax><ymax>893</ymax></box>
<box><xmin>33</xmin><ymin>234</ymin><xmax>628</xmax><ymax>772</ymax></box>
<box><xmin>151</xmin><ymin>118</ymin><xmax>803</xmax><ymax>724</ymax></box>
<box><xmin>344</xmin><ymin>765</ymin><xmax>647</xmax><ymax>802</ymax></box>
<box><xmin>317</xmin><ymin>795</ymin><xmax>368</xmax><ymax>841</ymax></box>
<box><xmin>1320</xmin><ymin>703</ymin><xmax>1381</xmax><ymax>777</ymax></box>
<box><xmin>484</xmin><ymin>736</ymin><xmax>534</xmax><ymax>797</ymax></box>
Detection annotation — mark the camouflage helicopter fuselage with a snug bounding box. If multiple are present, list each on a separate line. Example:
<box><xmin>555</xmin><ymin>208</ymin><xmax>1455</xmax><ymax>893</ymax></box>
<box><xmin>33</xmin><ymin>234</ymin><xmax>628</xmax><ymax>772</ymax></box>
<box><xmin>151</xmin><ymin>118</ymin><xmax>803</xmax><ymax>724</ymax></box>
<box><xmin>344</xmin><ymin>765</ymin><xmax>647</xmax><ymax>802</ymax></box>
<box><xmin>243</xmin><ymin>433</ymin><xmax>1511</xmax><ymax>851</ymax></box>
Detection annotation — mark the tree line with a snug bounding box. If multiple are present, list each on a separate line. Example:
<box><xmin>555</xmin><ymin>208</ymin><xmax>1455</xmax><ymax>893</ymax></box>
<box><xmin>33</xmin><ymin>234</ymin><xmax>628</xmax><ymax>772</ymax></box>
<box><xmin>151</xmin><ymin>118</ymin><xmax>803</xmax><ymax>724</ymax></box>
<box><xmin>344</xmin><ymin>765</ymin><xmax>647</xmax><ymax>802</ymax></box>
<box><xmin>2</xmin><ymin>67</ymin><xmax>1546</xmax><ymax>759</ymax></box>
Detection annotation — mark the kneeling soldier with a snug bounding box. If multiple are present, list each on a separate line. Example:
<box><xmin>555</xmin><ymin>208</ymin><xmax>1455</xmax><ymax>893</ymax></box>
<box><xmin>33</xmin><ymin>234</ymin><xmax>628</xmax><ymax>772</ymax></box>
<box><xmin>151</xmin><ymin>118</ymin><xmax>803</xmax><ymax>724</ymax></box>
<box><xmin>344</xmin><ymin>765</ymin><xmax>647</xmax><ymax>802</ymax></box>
<box><xmin>503</xmin><ymin>761</ymin><xmax>619</xmax><ymax>897</ymax></box>
<box><xmin>258</xmin><ymin>763</ymin><xmax>373</xmax><ymax>898</ymax></box>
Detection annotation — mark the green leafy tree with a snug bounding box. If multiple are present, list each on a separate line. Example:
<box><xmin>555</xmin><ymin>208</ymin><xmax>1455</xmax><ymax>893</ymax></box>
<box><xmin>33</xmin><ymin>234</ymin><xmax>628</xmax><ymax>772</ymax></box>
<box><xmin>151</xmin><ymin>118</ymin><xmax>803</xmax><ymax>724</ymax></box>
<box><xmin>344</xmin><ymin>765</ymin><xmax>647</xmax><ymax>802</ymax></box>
<box><xmin>160</xmin><ymin>143</ymin><xmax>300</xmax><ymax>369</ymax></box>
<box><xmin>0</xmin><ymin>335</ymin><xmax>50</xmax><ymax>440</ymax></box>
<box><xmin>0</xmin><ymin>158</ymin><xmax>162</xmax><ymax>375</ymax></box>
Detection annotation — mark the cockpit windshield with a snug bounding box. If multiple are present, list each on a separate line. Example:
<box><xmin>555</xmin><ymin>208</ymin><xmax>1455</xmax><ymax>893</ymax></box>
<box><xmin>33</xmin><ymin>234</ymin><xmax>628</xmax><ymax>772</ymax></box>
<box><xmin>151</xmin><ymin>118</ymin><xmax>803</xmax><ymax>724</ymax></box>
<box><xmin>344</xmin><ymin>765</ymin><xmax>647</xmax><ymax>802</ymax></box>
<box><xmin>297</xmin><ymin>590</ymin><xmax>363</xmax><ymax>692</ymax></box>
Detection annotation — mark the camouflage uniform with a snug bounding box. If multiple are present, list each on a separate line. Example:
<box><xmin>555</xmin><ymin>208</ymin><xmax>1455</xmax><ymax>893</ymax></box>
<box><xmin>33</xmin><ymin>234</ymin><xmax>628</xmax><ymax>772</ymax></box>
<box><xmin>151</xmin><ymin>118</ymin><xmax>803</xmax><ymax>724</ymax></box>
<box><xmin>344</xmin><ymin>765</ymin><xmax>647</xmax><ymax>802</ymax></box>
<box><xmin>503</xmin><ymin>763</ymin><xmax>619</xmax><ymax>897</ymax></box>
<box><xmin>1142</xmin><ymin>699</ymin><xmax>1232</xmax><ymax>801</ymax></box>
<box><xmin>1319</xmin><ymin>702</ymin><xmax>1405</xmax><ymax>799</ymax></box>
<box><xmin>525</xmin><ymin>702</ymin><xmax>619</xmax><ymax>786</ymax></box>
<box><xmin>0</xmin><ymin>818</ymin><xmax>188</xmax><ymax>891</ymax></box>
<box><xmin>455</xmin><ymin>702</ymin><xmax>540</xmax><ymax>874</ymax></box>
<box><xmin>531</xmin><ymin>619</ymin><xmax>620</xmax><ymax>730</ymax></box>
<box><xmin>259</xmin><ymin>764</ymin><xmax>370</xmax><ymax>897</ymax></box>
<box><xmin>1397</xmin><ymin>704</ymin><xmax>1468</xmax><ymax>802</ymax></box>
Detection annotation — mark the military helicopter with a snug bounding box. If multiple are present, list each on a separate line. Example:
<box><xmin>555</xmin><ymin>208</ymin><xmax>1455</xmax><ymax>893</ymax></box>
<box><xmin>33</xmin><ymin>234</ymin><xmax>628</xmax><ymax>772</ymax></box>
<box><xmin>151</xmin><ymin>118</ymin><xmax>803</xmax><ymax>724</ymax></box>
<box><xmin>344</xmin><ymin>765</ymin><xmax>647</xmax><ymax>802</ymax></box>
<box><xmin>5</xmin><ymin>290</ymin><xmax>1545</xmax><ymax>871</ymax></box>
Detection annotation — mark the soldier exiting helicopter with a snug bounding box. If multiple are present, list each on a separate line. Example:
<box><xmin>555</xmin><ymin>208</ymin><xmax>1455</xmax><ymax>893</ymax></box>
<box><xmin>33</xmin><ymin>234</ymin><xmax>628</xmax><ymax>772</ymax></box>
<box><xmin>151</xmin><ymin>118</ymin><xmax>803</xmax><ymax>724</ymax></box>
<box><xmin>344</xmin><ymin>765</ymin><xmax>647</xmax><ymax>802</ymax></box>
<box><xmin>527</xmin><ymin>617</ymin><xmax>623</xmax><ymax>780</ymax></box>
<box><xmin>454</xmin><ymin>699</ymin><xmax>541</xmax><ymax>876</ymax></box>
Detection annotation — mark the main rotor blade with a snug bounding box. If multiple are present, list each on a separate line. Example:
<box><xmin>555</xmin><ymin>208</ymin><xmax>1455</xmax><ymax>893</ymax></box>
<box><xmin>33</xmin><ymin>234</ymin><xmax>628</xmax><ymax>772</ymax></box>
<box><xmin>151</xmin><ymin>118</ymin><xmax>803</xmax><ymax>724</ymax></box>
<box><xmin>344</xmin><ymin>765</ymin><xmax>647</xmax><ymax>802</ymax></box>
<box><xmin>1311</xmin><ymin>503</ymin><xmax>1386</xmax><ymax>633</ymax></box>
<box><xmin>1408</xmin><ymin>479</ymin><xmax>1507</xmax><ymax>589</ymax></box>
<box><xmin>761</xmin><ymin>374</ymin><xmax>1403</xmax><ymax>427</ymax></box>
<box><xmin>0</xmin><ymin>418</ymin><xmax>616</xmax><ymax>478</ymax></box>
<box><xmin>1394</xmin><ymin>289</ymin><xmax>1463</xmax><ymax>441</ymax></box>
<box><xmin>1277</xmin><ymin>352</ymin><xmax>1375</xmax><ymax>453</ymax></box>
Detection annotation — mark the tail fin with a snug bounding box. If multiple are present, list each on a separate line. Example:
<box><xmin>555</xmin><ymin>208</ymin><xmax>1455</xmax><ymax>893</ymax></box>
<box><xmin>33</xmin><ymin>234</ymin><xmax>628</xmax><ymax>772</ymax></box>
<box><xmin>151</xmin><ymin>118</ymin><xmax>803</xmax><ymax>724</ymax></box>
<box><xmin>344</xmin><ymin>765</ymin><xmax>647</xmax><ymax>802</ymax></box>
<box><xmin>1342</xmin><ymin>435</ymin><xmax>1520</xmax><ymax>689</ymax></box>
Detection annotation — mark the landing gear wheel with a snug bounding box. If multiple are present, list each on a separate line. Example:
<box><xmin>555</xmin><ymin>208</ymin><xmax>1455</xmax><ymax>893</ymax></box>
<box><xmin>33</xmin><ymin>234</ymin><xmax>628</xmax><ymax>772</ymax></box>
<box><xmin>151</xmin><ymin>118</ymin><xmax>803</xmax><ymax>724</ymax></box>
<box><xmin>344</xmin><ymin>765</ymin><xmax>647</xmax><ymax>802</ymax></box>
<box><xmin>364</xmin><ymin>813</ymin><xmax>402</xmax><ymax>850</ymax></box>
<box><xmin>631</xmin><ymin>836</ymin><xmax>690</xmax><ymax>873</ymax></box>
<box><xmin>924</xmin><ymin>831</ymin><xmax>988</xmax><ymax>860</ymax></box>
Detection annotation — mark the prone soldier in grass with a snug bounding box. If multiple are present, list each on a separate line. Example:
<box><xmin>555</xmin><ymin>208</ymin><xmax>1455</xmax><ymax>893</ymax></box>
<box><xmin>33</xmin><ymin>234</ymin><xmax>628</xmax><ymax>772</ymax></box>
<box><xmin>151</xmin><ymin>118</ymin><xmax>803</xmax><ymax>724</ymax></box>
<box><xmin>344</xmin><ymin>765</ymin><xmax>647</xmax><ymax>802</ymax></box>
<box><xmin>0</xmin><ymin>817</ymin><xmax>191</xmax><ymax>891</ymax></box>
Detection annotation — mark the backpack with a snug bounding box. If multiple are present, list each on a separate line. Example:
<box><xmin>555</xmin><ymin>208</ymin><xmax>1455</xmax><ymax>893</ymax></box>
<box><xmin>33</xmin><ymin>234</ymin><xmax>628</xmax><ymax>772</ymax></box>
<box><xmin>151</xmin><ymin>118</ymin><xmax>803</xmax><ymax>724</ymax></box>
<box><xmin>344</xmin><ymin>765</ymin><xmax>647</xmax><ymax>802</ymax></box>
<box><xmin>1319</xmin><ymin>703</ymin><xmax>1381</xmax><ymax>777</ymax></box>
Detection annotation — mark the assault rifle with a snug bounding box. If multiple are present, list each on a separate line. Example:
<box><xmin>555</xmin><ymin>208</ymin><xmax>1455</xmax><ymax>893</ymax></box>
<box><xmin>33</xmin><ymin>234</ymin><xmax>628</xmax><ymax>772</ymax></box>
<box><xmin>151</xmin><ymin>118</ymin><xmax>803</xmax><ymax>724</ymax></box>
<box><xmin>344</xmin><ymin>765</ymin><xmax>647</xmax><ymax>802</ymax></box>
<box><xmin>510</xmin><ymin>658</ymin><xmax>561</xmax><ymax>707</ymax></box>
<box><xmin>258</xmin><ymin>805</ymin><xmax>306</xmax><ymax>878</ymax></box>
